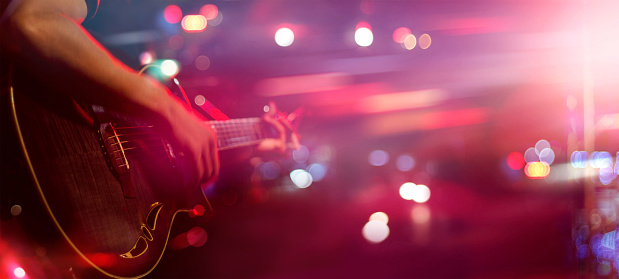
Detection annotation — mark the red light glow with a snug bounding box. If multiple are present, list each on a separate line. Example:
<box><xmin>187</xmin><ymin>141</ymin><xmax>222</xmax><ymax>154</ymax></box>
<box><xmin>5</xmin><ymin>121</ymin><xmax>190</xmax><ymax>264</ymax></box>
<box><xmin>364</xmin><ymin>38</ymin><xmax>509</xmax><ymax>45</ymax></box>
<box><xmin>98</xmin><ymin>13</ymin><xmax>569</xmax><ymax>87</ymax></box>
<box><xmin>181</xmin><ymin>15</ymin><xmax>207</xmax><ymax>33</ymax></box>
<box><xmin>507</xmin><ymin>152</ymin><xmax>525</xmax><ymax>170</ymax></box>
<box><xmin>200</xmin><ymin>4</ymin><xmax>219</xmax><ymax>20</ymax></box>
<box><xmin>163</xmin><ymin>5</ymin><xmax>182</xmax><ymax>24</ymax></box>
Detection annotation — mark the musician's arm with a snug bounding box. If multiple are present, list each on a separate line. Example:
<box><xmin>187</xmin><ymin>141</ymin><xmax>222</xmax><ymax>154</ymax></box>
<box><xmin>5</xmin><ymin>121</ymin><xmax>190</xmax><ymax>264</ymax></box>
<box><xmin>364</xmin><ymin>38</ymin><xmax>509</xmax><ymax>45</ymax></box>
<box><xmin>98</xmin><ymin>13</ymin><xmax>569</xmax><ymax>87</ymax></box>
<box><xmin>0</xmin><ymin>0</ymin><xmax>219</xmax><ymax>186</ymax></box>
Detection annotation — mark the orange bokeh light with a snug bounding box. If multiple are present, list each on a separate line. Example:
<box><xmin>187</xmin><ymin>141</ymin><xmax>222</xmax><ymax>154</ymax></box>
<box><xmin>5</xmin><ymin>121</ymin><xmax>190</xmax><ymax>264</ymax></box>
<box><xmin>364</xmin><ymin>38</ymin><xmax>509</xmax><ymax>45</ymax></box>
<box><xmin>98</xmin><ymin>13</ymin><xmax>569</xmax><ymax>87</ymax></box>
<box><xmin>181</xmin><ymin>15</ymin><xmax>207</xmax><ymax>33</ymax></box>
<box><xmin>524</xmin><ymin>162</ymin><xmax>551</xmax><ymax>178</ymax></box>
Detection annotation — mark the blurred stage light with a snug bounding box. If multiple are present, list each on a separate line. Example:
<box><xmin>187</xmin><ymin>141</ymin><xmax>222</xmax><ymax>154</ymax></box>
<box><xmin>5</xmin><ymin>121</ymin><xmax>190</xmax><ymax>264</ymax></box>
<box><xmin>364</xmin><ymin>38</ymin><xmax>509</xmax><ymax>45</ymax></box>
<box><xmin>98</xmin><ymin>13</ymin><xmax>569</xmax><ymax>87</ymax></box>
<box><xmin>169</xmin><ymin>35</ymin><xmax>184</xmax><ymax>50</ymax></box>
<box><xmin>195</xmin><ymin>55</ymin><xmax>211</xmax><ymax>71</ymax></box>
<box><xmin>396</xmin><ymin>154</ymin><xmax>415</xmax><ymax>171</ymax></box>
<box><xmin>275</xmin><ymin>27</ymin><xmax>294</xmax><ymax>47</ymax></box>
<box><xmin>199</xmin><ymin>4</ymin><xmax>218</xmax><ymax>20</ymax></box>
<box><xmin>290</xmin><ymin>169</ymin><xmax>312</xmax><ymax>188</ymax></box>
<box><xmin>13</xmin><ymin>267</ymin><xmax>25</xmax><ymax>278</ymax></box>
<box><xmin>507</xmin><ymin>151</ymin><xmax>525</xmax><ymax>170</ymax></box>
<box><xmin>194</xmin><ymin>95</ymin><xmax>206</xmax><ymax>106</ymax></box>
<box><xmin>362</xmin><ymin>220</ymin><xmax>390</xmax><ymax>244</ymax></box>
<box><xmin>161</xmin><ymin>60</ymin><xmax>179</xmax><ymax>77</ymax></box>
<box><xmin>260</xmin><ymin>161</ymin><xmax>281</xmax><ymax>180</ymax></box>
<box><xmin>411</xmin><ymin>184</ymin><xmax>431</xmax><ymax>203</ymax></box>
<box><xmin>393</xmin><ymin>27</ymin><xmax>411</xmax><ymax>44</ymax></box>
<box><xmin>187</xmin><ymin>227</ymin><xmax>207</xmax><ymax>247</ymax></box>
<box><xmin>411</xmin><ymin>205</ymin><xmax>431</xmax><ymax>224</ymax></box>
<box><xmin>209</xmin><ymin>10</ymin><xmax>223</xmax><ymax>26</ymax></box>
<box><xmin>524</xmin><ymin>147</ymin><xmax>538</xmax><ymax>163</ymax></box>
<box><xmin>292</xmin><ymin>145</ymin><xmax>309</xmax><ymax>163</ymax></box>
<box><xmin>181</xmin><ymin>15</ymin><xmax>207</xmax><ymax>33</ymax></box>
<box><xmin>163</xmin><ymin>5</ymin><xmax>182</xmax><ymax>24</ymax></box>
<box><xmin>403</xmin><ymin>34</ymin><xmax>416</xmax><ymax>50</ymax></box>
<box><xmin>355</xmin><ymin>22</ymin><xmax>373</xmax><ymax>47</ymax></box>
<box><xmin>400</xmin><ymin>182</ymin><xmax>416</xmax><ymax>200</ymax></box>
<box><xmin>307</xmin><ymin>163</ymin><xmax>326</xmax><ymax>182</ymax></box>
<box><xmin>139</xmin><ymin>51</ymin><xmax>154</xmax><ymax>65</ymax></box>
<box><xmin>525</xmin><ymin>162</ymin><xmax>550</xmax><ymax>178</ymax></box>
<box><xmin>570</xmin><ymin>151</ymin><xmax>588</xmax><ymax>168</ymax></box>
<box><xmin>368</xmin><ymin>150</ymin><xmax>389</xmax><ymax>166</ymax></box>
<box><xmin>369</xmin><ymin>212</ymin><xmax>389</xmax><ymax>224</ymax></box>
<box><xmin>419</xmin><ymin>33</ymin><xmax>432</xmax><ymax>49</ymax></box>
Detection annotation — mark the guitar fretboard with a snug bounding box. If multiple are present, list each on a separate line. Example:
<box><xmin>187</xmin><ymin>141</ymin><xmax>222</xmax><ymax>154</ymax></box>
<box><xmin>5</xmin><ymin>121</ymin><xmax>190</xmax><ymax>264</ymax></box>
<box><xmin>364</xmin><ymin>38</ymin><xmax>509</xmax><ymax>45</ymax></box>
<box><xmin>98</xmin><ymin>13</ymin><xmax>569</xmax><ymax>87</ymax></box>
<box><xmin>208</xmin><ymin>118</ymin><xmax>265</xmax><ymax>150</ymax></box>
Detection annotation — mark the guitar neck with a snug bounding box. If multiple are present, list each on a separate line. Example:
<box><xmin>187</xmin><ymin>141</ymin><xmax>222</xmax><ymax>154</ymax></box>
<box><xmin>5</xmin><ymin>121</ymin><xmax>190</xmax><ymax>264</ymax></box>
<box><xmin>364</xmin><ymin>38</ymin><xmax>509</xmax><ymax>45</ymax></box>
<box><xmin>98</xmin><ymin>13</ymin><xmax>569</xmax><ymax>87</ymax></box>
<box><xmin>208</xmin><ymin>118</ymin><xmax>265</xmax><ymax>151</ymax></box>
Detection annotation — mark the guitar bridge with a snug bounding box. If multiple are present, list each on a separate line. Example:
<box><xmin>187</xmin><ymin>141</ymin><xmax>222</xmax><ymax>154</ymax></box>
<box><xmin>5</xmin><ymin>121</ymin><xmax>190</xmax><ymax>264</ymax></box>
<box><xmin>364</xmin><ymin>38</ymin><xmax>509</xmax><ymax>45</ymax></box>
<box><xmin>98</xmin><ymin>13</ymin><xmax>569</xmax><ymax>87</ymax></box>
<box><xmin>98</xmin><ymin>123</ymin><xmax>136</xmax><ymax>199</ymax></box>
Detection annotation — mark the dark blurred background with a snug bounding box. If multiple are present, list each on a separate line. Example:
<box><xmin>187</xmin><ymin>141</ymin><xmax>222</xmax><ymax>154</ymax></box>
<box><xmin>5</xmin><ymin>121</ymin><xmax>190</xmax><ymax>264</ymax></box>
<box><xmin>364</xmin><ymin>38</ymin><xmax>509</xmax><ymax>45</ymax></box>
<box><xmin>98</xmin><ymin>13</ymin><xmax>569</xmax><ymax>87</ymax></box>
<box><xmin>78</xmin><ymin>0</ymin><xmax>617</xmax><ymax>277</ymax></box>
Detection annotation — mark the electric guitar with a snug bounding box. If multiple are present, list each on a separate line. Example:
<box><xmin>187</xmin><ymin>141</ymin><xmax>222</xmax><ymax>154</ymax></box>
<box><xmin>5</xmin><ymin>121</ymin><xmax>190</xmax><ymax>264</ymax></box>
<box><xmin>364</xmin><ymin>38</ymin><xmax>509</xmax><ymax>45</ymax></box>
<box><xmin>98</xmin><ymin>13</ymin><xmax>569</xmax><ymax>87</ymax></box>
<box><xmin>1</xmin><ymin>71</ymin><xmax>296</xmax><ymax>278</ymax></box>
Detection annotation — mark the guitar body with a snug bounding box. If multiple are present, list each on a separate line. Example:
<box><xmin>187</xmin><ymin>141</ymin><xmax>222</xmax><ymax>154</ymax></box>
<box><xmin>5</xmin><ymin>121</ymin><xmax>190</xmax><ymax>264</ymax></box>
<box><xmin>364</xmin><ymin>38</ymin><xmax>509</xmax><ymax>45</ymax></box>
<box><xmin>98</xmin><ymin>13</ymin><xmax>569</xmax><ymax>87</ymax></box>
<box><xmin>4</xmin><ymin>72</ymin><xmax>204</xmax><ymax>278</ymax></box>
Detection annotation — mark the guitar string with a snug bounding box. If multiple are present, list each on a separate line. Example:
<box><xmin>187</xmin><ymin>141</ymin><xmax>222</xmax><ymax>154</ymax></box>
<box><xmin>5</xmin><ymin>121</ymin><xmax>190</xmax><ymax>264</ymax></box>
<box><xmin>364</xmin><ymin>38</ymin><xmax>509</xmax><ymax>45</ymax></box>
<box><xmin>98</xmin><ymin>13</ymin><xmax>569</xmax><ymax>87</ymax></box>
<box><xmin>106</xmin><ymin>121</ymin><xmax>266</xmax><ymax>163</ymax></box>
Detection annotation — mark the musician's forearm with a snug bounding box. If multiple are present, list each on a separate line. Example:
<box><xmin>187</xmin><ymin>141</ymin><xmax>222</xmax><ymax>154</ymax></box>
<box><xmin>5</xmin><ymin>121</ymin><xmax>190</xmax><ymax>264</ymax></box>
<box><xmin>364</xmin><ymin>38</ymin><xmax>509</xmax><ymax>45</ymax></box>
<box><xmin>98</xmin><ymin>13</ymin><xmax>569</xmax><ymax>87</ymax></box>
<box><xmin>2</xmin><ymin>3</ymin><xmax>174</xmax><ymax>126</ymax></box>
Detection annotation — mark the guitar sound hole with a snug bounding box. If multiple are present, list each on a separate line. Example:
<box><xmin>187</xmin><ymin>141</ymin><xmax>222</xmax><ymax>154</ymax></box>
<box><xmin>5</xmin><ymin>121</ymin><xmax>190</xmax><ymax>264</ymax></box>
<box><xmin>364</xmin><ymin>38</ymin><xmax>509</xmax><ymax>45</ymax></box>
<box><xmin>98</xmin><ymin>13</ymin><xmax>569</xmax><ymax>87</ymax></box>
<box><xmin>146</xmin><ymin>203</ymin><xmax>164</xmax><ymax>230</ymax></box>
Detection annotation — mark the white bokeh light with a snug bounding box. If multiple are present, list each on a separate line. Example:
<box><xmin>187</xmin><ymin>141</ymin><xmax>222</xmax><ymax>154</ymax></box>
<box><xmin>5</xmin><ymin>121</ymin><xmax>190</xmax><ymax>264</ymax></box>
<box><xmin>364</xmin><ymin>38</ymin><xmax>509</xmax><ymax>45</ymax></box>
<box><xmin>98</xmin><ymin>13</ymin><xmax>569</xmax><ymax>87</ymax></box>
<box><xmin>161</xmin><ymin>59</ymin><xmax>179</xmax><ymax>77</ymax></box>
<box><xmin>290</xmin><ymin>169</ymin><xmax>313</xmax><ymax>188</ymax></box>
<box><xmin>275</xmin><ymin>27</ymin><xmax>294</xmax><ymax>47</ymax></box>
<box><xmin>362</xmin><ymin>220</ymin><xmax>390</xmax><ymax>243</ymax></box>
<box><xmin>355</xmin><ymin>27</ymin><xmax>373</xmax><ymax>47</ymax></box>
<box><xmin>369</xmin><ymin>212</ymin><xmax>389</xmax><ymax>224</ymax></box>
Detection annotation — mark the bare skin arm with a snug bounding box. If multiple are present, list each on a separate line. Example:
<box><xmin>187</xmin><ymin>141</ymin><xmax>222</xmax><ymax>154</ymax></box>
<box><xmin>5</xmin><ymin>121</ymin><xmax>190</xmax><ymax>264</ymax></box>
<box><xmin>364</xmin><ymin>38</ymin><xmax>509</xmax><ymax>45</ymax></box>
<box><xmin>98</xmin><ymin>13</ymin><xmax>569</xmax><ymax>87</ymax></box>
<box><xmin>0</xmin><ymin>0</ymin><xmax>219</xmax><ymax>187</ymax></box>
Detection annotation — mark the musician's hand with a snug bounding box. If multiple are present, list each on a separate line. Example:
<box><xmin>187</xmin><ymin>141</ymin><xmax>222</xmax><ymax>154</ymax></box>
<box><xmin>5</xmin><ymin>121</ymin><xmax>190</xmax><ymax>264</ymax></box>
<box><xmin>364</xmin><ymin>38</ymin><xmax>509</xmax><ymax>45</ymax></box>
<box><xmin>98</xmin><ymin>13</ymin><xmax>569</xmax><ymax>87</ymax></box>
<box><xmin>157</xmin><ymin>95</ymin><xmax>219</xmax><ymax>188</ymax></box>
<box><xmin>256</xmin><ymin>102</ymin><xmax>300</xmax><ymax>155</ymax></box>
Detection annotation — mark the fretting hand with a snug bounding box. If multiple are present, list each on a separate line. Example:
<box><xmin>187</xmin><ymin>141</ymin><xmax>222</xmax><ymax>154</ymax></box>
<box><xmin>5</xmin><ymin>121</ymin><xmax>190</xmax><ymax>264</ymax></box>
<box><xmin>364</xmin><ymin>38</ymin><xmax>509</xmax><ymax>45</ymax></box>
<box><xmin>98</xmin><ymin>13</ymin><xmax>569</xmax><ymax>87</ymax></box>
<box><xmin>256</xmin><ymin>102</ymin><xmax>301</xmax><ymax>155</ymax></box>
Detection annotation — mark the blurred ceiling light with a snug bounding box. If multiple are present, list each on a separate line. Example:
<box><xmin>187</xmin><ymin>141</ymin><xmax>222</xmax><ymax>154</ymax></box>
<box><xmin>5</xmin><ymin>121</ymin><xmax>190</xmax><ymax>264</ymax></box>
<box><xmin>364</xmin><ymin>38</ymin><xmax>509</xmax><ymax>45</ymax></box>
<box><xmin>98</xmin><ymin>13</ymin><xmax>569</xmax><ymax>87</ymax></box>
<box><xmin>275</xmin><ymin>27</ymin><xmax>295</xmax><ymax>47</ymax></box>
<box><xmin>199</xmin><ymin>4</ymin><xmax>218</xmax><ymax>20</ymax></box>
<box><xmin>181</xmin><ymin>15</ymin><xmax>207</xmax><ymax>33</ymax></box>
<box><xmin>254</xmin><ymin>72</ymin><xmax>351</xmax><ymax>96</ymax></box>
<box><xmin>419</xmin><ymin>33</ymin><xmax>432</xmax><ymax>49</ymax></box>
<box><xmin>356</xmin><ymin>89</ymin><xmax>446</xmax><ymax>114</ymax></box>
<box><xmin>164</xmin><ymin>5</ymin><xmax>182</xmax><ymax>24</ymax></box>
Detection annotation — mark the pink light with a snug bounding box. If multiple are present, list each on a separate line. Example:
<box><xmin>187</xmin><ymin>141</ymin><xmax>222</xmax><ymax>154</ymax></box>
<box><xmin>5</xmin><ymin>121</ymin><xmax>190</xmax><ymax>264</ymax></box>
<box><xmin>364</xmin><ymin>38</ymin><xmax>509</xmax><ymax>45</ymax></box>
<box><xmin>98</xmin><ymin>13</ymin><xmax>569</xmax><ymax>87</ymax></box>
<box><xmin>356</xmin><ymin>21</ymin><xmax>372</xmax><ymax>31</ymax></box>
<box><xmin>199</xmin><ymin>4</ymin><xmax>219</xmax><ymax>20</ymax></box>
<box><xmin>393</xmin><ymin>27</ymin><xmax>411</xmax><ymax>44</ymax></box>
<box><xmin>163</xmin><ymin>5</ymin><xmax>182</xmax><ymax>24</ymax></box>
